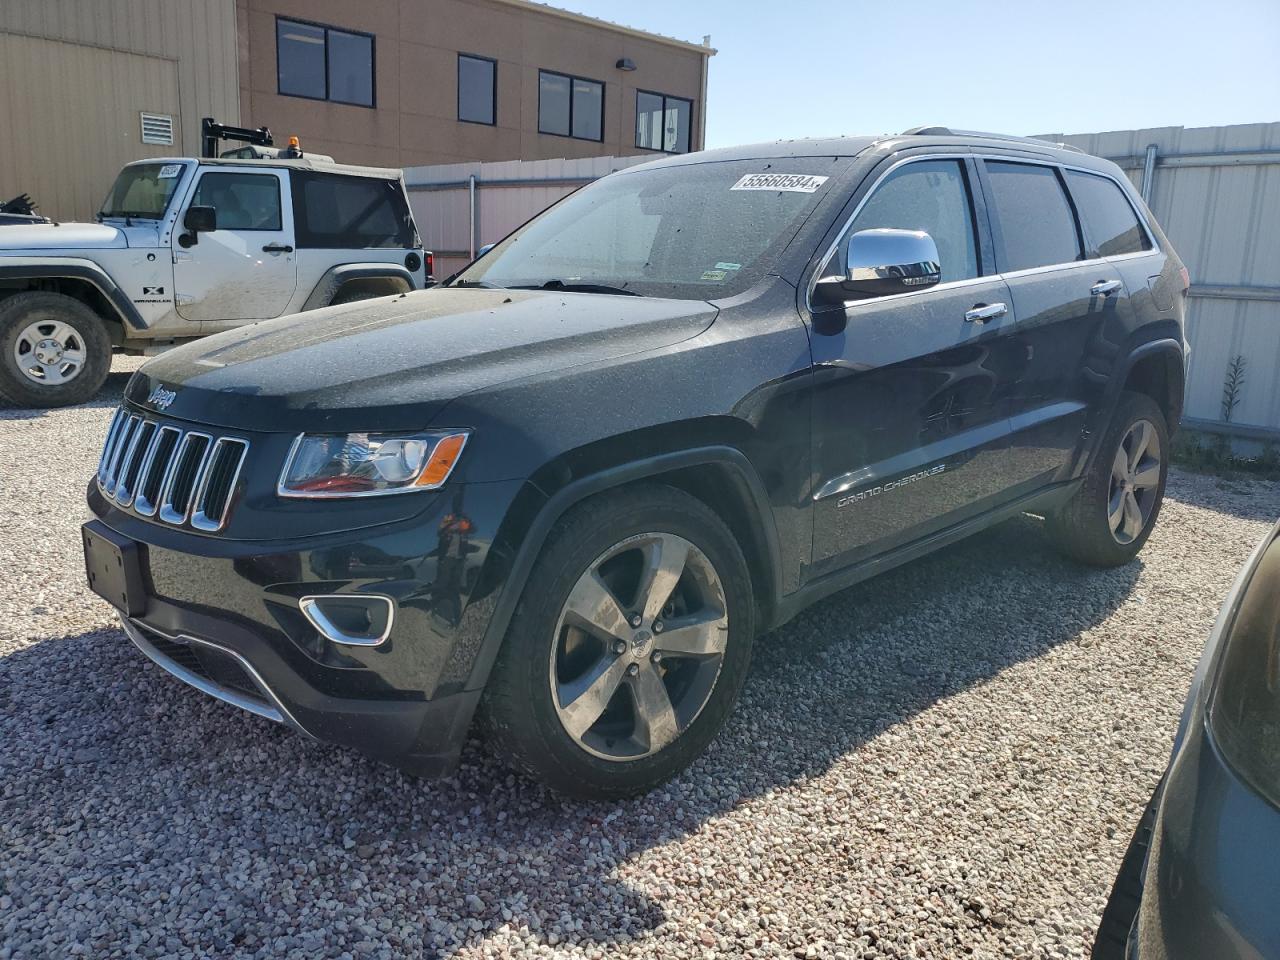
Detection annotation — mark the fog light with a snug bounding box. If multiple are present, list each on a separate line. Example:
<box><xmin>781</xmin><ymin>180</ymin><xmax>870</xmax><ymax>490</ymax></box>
<box><xmin>299</xmin><ymin>594</ymin><xmax>394</xmax><ymax>647</ymax></box>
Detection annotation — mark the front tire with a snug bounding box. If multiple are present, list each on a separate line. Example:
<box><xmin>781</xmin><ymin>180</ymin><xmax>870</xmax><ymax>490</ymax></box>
<box><xmin>482</xmin><ymin>484</ymin><xmax>755</xmax><ymax>800</ymax></box>
<box><xmin>1048</xmin><ymin>391</ymin><xmax>1170</xmax><ymax>567</ymax></box>
<box><xmin>0</xmin><ymin>292</ymin><xmax>112</xmax><ymax>408</ymax></box>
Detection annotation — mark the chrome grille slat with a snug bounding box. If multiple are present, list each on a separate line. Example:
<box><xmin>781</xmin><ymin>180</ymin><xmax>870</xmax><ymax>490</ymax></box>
<box><xmin>95</xmin><ymin>408</ymin><xmax>250</xmax><ymax>532</ymax></box>
<box><xmin>97</xmin><ymin>409</ymin><xmax>127</xmax><ymax>483</ymax></box>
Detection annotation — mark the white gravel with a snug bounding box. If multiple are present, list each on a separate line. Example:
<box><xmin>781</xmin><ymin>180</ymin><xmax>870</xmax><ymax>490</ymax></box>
<box><xmin>2</xmin><ymin>359</ymin><xmax>1278</xmax><ymax>959</ymax></box>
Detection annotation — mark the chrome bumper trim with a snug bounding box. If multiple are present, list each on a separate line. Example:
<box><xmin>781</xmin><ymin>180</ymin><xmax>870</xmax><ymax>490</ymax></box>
<box><xmin>119</xmin><ymin>614</ymin><xmax>312</xmax><ymax>737</ymax></box>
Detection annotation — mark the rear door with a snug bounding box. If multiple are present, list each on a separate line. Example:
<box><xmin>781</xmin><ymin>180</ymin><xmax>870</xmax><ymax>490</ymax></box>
<box><xmin>172</xmin><ymin>167</ymin><xmax>298</xmax><ymax>323</ymax></box>
<box><xmin>978</xmin><ymin>158</ymin><xmax>1134</xmax><ymax>489</ymax></box>
<box><xmin>807</xmin><ymin>155</ymin><xmax>1022</xmax><ymax>577</ymax></box>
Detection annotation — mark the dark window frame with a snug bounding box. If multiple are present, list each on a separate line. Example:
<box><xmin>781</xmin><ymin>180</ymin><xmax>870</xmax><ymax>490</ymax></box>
<box><xmin>457</xmin><ymin>53</ymin><xmax>497</xmax><ymax>126</ymax></box>
<box><xmin>634</xmin><ymin>89</ymin><xmax>694</xmax><ymax>154</ymax></box>
<box><xmin>537</xmin><ymin>68</ymin><xmax>604</xmax><ymax>143</ymax></box>
<box><xmin>275</xmin><ymin>15</ymin><xmax>376</xmax><ymax>109</ymax></box>
<box><xmin>190</xmin><ymin>170</ymin><xmax>284</xmax><ymax>232</ymax></box>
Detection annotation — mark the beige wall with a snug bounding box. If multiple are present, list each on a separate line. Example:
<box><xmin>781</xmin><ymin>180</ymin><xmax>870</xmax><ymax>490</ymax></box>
<box><xmin>238</xmin><ymin>0</ymin><xmax>709</xmax><ymax>169</ymax></box>
<box><xmin>0</xmin><ymin>0</ymin><xmax>240</xmax><ymax>220</ymax></box>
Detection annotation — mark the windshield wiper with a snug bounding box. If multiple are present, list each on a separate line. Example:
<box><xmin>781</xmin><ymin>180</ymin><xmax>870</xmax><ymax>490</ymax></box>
<box><xmin>511</xmin><ymin>279</ymin><xmax>642</xmax><ymax>296</ymax></box>
<box><xmin>449</xmin><ymin>278</ymin><xmax>506</xmax><ymax>289</ymax></box>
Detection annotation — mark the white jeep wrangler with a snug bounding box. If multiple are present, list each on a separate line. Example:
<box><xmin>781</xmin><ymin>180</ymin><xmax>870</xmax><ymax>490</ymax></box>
<box><xmin>0</xmin><ymin>155</ymin><xmax>429</xmax><ymax>407</ymax></box>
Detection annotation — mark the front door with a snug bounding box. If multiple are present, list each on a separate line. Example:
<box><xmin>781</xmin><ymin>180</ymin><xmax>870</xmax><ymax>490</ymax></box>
<box><xmin>173</xmin><ymin>168</ymin><xmax>297</xmax><ymax>323</ymax></box>
<box><xmin>808</xmin><ymin>157</ymin><xmax>1024</xmax><ymax>577</ymax></box>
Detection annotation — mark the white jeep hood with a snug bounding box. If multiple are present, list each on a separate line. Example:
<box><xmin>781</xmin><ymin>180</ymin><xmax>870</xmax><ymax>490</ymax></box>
<box><xmin>0</xmin><ymin>222</ymin><xmax>127</xmax><ymax>251</ymax></box>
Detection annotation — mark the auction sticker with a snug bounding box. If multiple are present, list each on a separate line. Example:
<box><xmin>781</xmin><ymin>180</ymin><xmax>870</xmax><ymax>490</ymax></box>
<box><xmin>731</xmin><ymin>173</ymin><xmax>828</xmax><ymax>193</ymax></box>
<box><xmin>157</xmin><ymin>164</ymin><xmax>182</xmax><ymax>179</ymax></box>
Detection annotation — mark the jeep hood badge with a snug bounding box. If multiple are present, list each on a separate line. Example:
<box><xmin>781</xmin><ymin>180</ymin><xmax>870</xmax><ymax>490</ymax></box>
<box><xmin>147</xmin><ymin>385</ymin><xmax>177</xmax><ymax>410</ymax></box>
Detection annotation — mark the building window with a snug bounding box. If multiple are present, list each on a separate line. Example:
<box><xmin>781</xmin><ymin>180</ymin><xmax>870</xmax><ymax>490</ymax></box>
<box><xmin>458</xmin><ymin>54</ymin><xmax>496</xmax><ymax>125</ymax></box>
<box><xmin>276</xmin><ymin>17</ymin><xmax>374</xmax><ymax>108</ymax></box>
<box><xmin>636</xmin><ymin>91</ymin><xmax>692</xmax><ymax>154</ymax></box>
<box><xmin>538</xmin><ymin>70</ymin><xmax>603</xmax><ymax>141</ymax></box>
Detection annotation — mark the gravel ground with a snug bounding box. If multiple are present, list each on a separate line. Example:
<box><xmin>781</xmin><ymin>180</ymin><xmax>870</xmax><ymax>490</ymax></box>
<box><xmin>3</xmin><ymin>359</ymin><xmax>1278</xmax><ymax>959</ymax></box>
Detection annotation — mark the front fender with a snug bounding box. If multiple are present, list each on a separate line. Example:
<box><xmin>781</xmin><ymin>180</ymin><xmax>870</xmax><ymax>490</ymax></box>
<box><xmin>0</xmin><ymin>256</ymin><xmax>146</xmax><ymax>331</ymax></box>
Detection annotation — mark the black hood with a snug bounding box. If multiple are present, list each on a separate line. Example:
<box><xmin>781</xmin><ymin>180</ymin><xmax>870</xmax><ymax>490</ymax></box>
<box><xmin>126</xmin><ymin>287</ymin><xmax>718</xmax><ymax>432</ymax></box>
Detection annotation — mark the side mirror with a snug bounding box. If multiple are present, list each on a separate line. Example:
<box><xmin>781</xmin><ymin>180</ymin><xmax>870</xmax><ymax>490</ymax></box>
<box><xmin>183</xmin><ymin>205</ymin><xmax>217</xmax><ymax>233</ymax></box>
<box><xmin>813</xmin><ymin>228</ymin><xmax>941</xmax><ymax>306</ymax></box>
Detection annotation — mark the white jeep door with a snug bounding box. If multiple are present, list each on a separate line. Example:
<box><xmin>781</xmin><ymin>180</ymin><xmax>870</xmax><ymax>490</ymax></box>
<box><xmin>172</xmin><ymin>167</ymin><xmax>298</xmax><ymax>322</ymax></box>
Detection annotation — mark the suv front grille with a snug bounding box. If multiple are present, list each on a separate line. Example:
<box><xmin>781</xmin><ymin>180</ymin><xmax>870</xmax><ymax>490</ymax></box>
<box><xmin>97</xmin><ymin>408</ymin><xmax>249</xmax><ymax>532</ymax></box>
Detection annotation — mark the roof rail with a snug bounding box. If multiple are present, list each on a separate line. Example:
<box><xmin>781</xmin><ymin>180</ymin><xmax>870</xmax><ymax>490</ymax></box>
<box><xmin>898</xmin><ymin>126</ymin><xmax>1086</xmax><ymax>154</ymax></box>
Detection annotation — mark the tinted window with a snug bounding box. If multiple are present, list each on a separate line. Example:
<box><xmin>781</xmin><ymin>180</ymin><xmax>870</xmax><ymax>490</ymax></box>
<box><xmin>985</xmin><ymin>161</ymin><xmax>1081</xmax><ymax>271</ymax></box>
<box><xmin>292</xmin><ymin>173</ymin><xmax>415</xmax><ymax>249</ymax></box>
<box><xmin>276</xmin><ymin>18</ymin><xmax>374</xmax><ymax>107</ymax></box>
<box><xmin>538</xmin><ymin>70</ymin><xmax>602</xmax><ymax>141</ymax></box>
<box><xmin>848</xmin><ymin>159</ymin><xmax>979</xmax><ymax>283</ymax></box>
<box><xmin>192</xmin><ymin>173</ymin><xmax>282</xmax><ymax>231</ymax></box>
<box><xmin>276</xmin><ymin>20</ymin><xmax>325</xmax><ymax>99</ymax></box>
<box><xmin>636</xmin><ymin>91</ymin><xmax>692</xmax><ymax>153</ymax></box>
<box><xmin>458</xmin><ymin>55</ymin><xmax>495</xmax><ymax>125</ymax></box>
<box><xmin>1066</xmin><ymin>170</ymin><xmax>1151</xmax><ymax>257</ymax></box>
<box><xmin>327</xmin><ymin>30</ymin><xmax>373</xmax><ymax>106</ymax></box>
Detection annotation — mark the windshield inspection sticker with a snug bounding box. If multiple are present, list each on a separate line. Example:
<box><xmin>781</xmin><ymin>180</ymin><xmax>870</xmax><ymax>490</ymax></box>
<box><xmin>714</xmin><ymin>262</ymin><xmax>742</xmax><ymax>271</ymax></box>
<box><xmin>731</xmin><ymin>173</ymin><xmax>829</xmax><ymax>193</ymax></box>
<box><xmin>157</xmin><ymin>164</ymin><xmax>182</xmax><ymax>179</ymax></box>
<box><xmin>700</xmin><ymin>269</ymin><xmax>728</xmax><ymax>282</ymax></box>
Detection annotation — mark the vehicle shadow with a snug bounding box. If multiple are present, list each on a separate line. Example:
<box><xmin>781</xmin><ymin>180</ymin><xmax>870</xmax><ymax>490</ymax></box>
<box><xmin>0</xmin><ymin>516</ymin><xmax>1140</xmax><ymax>956</ymax></box>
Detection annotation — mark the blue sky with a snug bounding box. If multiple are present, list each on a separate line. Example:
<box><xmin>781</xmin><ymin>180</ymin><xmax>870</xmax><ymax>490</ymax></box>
<box><xmin>561</xmin><ymin>0</ymin><xmax>1280</xmax><ymax>147</ymax></box>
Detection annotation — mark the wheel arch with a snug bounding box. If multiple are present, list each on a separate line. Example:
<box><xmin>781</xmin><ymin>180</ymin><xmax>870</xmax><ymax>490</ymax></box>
<box><xmin>301</xmin><ymin>263</ymin><xmax>416</xmax><ymax>311</ymax></box>
<box><xmin>1121</xmin><ymin>337</ymin><xmax>1185</xmax><ymax>435</ymax></box>
<box><xmin>0</xmin><ymin>259</ymin><xmax>143</xmax><ymax>343</ymax></box>
<box><xmin>462</xmin><ymin>438</ymin><xmax>785</xmax><ymax>695</ymax></box>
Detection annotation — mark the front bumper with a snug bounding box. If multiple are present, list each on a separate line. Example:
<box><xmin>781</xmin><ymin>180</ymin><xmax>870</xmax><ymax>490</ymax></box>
<box><xmin>87</xmin><ymin>476</ymin><xmax>529</xmax><ymax>776</ymax></box>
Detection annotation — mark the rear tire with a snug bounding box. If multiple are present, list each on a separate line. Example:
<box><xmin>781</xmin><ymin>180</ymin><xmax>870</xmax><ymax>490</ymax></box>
<box><xmin>481</xmin><ymin>484</ymin><xmax>755</xmax><ymax>800</ymax></box>
<box><xmin>0</xmin><ymin>292</ymin><xmax>112</xmax><ymax>408</ymax></box>
<box><xmin>1048</xmin><ymin>391</ymin><xmax>1169</xmax><ymax>567</ymax></box>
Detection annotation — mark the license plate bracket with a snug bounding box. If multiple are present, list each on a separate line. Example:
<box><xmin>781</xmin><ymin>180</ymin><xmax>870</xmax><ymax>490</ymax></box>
<box><xmin>83</xmin><ymin>520</ymin><xmax>147</xmax><ymax>616</ymax></box>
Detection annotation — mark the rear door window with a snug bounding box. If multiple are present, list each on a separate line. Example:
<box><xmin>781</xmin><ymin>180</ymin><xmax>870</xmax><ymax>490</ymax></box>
<box><xmin>984</xmin><ymin>161</ymin><xmax>1081</xmax><ymax>272</ymax></box>
<box><xmin>1065</xmin><ymin>170</ymin><xmax>1152</xmax><ymax>257</ymax></box>
<box><xmin>292</xmin><ymin>173</ymin><xmax>415</xmax><ymax>248</ymax></box>
<box><xmin>845</xmin><ymin>159</ymin><xmax>980</xmax><ymax>284</ymax></box>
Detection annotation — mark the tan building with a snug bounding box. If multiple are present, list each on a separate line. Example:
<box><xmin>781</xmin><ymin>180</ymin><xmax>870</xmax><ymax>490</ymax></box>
<box><xmin>237</xmin><ymin>0</ymin><xmax>713</xmax><ymax>168</ymax></box>
<box><xmin>0</xmin><ymin>0</ymin><xmax>712</xmax><ymax>220</ymax></box>
<box><xmin>0</xmin><ymin>0</ymin><xmax>241</xmax><ymax>220</ymax></box>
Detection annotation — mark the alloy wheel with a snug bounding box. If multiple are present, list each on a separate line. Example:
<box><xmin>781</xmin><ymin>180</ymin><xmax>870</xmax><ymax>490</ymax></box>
<box><xmin>1108</xmin><ymin>418</ymin><xmax>1162</xmax><ymax>544</ymax></box>
<box><xmin>548</xmin><ymin>531</ymin><xmax>729</xmax><ymax>761</ymax></box>
<box><xmin>13</xmin><ymin>319</ymin><xmax>87</xmax><ymax>385</ymax></box>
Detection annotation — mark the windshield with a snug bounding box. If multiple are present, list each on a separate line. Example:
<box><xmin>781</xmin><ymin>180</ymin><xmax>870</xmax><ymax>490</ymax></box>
<box><xmin>454</xmin><ymin>158</ymin><xmax>846</xmax><ymax>299</ymax></box>
<box><xmin>99</xmin><ymin>162</ymin><xmax>186</xmax><ymax>220</ymax></box>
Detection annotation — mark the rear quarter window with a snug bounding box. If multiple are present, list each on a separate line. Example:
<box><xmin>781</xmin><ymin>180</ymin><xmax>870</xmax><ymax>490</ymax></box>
<box><xmin>291</xmin><ymin>172</ymin><xmax>416</xmax><ymax>249</ymax></box>
<box><xmin>1065</xmin><ymin>170</ymin><xmax>1152</xmax><ymax>257</ymax></box>
<box><xmin>985</xmin><ymin>161</ymin><xmax>1081</xmax><ymax>272</ymax></box>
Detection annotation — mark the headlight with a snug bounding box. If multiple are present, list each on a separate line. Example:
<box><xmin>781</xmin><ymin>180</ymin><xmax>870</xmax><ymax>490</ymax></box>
<box><xmin>278</xmin><ymin>430</ymin><xmax>469</xmax><ymax>498</ymax></box>
<box><xmin>1208</xmin><ymin>531</ymin><xmax>1280</xmax><ymax>804</ymax></box>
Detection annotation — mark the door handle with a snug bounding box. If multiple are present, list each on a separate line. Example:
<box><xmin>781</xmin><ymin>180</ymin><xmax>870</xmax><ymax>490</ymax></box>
<box><xmin>262</xmin><ymin>243</ymin><xmax>294</xmax><ymax>253</ymax></box>
<box><xmin>964</xmin><ymin>302</ymin><xmax>1007</xmax><ymax>324</ymax></box>
<box><xmin>1090</xmin><ymin>279</ymin><xmax>1122</xmax><ymax>297</ymax></box>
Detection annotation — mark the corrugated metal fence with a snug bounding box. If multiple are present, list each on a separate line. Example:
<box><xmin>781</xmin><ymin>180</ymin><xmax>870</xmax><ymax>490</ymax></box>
<box><xmin>404</xmin><ymin>155</ymin><xmax>649</xmax><ymax>281</ymax></box>
<box><xmin>1043</xmin><ymin>122</ymin><xmax>1280</xmax><ymax>439</ymax></box>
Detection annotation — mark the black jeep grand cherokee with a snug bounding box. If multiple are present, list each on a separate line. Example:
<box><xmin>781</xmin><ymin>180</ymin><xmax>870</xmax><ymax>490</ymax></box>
<box><xmin>84</xmin><ymin>128</ymin><xmax>1188</xmax><ymax>799</ymax></box>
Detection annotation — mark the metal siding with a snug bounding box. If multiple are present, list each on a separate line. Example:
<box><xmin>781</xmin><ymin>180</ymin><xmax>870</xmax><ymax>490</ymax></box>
<box><xmin>0</xmin><ymin>0</ymin><xmax>239</xmax><ymax>219</ymax></box>
<box><xmin>1044</xmin><ymin>123</ymin><xmax>1280</xmax><ymax>433</ymax></box>
<box><xmin>407</xmin><ymin>154</ymin><xmax>648</xmax><ymax>279</ymax></box>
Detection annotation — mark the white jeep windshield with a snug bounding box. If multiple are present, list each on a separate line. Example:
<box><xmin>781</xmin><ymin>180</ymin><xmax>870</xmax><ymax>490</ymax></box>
<box><xmin>99</xmin><ymin>163</ymin><xmax>185</xmax><ymax>220</ymax></box>
<box><xmin>454</xmin><ymin>158</ymin><xmax>846</xmax><ymax>300</ymax></box>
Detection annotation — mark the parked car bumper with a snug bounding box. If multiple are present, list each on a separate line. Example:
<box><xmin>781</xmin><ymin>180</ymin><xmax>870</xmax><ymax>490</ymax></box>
<box><xmin>86</xmin><ymin>477</ymin><xmax>529</xmax><ymax>776</ymax></box>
